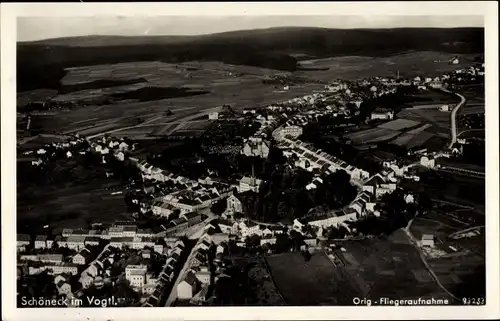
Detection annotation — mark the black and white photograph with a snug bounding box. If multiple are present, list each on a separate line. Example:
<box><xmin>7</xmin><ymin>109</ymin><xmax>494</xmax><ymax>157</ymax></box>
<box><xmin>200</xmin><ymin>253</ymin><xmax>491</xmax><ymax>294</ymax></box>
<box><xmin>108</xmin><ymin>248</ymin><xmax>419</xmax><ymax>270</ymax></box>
<box><xmin>1</xmin><ymin>2</ymin><xmax>499</xmax><ymax>321</ymax></box>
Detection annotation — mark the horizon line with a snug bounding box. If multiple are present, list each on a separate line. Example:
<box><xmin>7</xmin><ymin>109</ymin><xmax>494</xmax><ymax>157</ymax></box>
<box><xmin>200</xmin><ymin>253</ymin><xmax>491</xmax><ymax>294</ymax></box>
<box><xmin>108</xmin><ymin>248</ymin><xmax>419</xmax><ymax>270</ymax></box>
<box><xmin>18</xmin><ymin>25</ymin><xmax>485</xmax><ymax>43</ymax></box>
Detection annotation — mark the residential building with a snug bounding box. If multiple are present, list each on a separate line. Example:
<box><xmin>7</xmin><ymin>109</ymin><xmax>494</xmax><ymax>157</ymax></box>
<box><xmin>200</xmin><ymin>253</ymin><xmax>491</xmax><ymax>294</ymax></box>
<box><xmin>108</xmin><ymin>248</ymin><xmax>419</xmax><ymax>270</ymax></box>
<box><xmin>242</xmin><ymin>136</ymin><xmax>270</xmax><ymax>158</ymax></box>
<box><xmin>34</xmin><ymin>235</ymin><xmax>47</xmax><ymax>249</ymax></box>
<box><xmin>66</xmin><ymin>235</ymin><xmax>86</xmax><ymax>251</ymax></box>
<box><xmin>421</xmin><ymin>234</ymin><xmax>435</xmax><ymax>248</ymax></box>
<box><xmin>125</xmin><ymin>265</ymin><xmax>148</xmax><ymax>289</ymax></box>
<box><xmin>420</xmin><ymin>156</ymin><xmax>436</xmax><ymax>168</ymax></box>
<box><xmin>177</xmin><ymin>271</ymin><xmax>200</xmax><ymax>300</ymax></box>
<box><xmin>17</xmin><ymin>234</ymin><xmax>31</xmax><ymax>251</ymax></box>
<box><xmin>370</xmin><ymin>108</ymin><xmax>394</xmax><ymax>120</ymax></box>
<box><xmin>239</xmin><ymin>176</ymin><xmax>263</xmax><ymax>193</ymax></box>
<box><xmin>208</xmin><ymin>112</ymin><xmax>219</xmax><ymax>120</ymax></box>
<box><xmin>72</xmin><ymin>248</ymin><xmax>92</xmax><ymax>265</ymax></box>
<box><xmin>225</xmin><ymin>191</ymin><xmax>257</xmax><ymax>218</ymax></box>
<box><xmin>37</xmin><ymin>254</ymin><xmax>63</xmax><ymax>264</ymax></box>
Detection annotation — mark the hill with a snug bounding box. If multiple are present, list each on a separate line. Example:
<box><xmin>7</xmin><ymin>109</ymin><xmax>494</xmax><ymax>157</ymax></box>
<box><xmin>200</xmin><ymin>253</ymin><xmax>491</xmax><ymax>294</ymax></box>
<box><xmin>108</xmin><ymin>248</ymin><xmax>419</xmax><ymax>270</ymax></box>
<box><xmin>18</xmin><ymin>27</ymin><xmax>484</xmax><ymax>92</ymax></box>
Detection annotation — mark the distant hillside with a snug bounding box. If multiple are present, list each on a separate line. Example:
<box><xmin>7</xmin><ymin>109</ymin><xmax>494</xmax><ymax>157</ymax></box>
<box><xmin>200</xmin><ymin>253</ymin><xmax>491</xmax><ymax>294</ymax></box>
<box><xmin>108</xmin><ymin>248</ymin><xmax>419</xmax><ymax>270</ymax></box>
<box><xmin>18</xmin><ymin>27</ymin><xmax>484</xmax><ymax>92</ymax></box>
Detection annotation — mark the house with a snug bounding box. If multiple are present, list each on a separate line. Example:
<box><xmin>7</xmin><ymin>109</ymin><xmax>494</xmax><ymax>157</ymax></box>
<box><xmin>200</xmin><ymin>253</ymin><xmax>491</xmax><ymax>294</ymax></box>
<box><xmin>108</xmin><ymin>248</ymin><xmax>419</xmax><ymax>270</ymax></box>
<box><xmin>370</xmin><ymin>108</ymin><xmax>394</xmax><ymax>120</ymax></box>
<box><xmin>177</xmin><ymin>271</ymin><xmax>200</xmax><ymax>299</ymax></box>
<box><xmin>225</xmin><ymin>191</ymin><xmax>257</xmax><ymax>219</ymax></box>
<box><xmin>450</xmin><ymin>56</ymin><xmax>460</xmax><ymax>65</ymax></box>
<box><xmin>204</xmin><ymin>233</ymin><xmax>229</xmax><ymax>245</ymax></box>
<box><xmin>421</xmin><ymin>234</ymin><xmax>435</xmax><ymax>248</ymax></box>
<box><xmin>217</xmin><ymin>220</ymin><xmax>237</xmax><ymax>235</ymax></box>
<box><xmin>125</xmin><ymin>265</ymin><xmax>148</xmax><ymax>289</ymax></box>
<box><xmin>195</xmin><ymin>270</ymin><xmax>211</xmax><ymax>284</ymax></box>
<box><xmin>239</xmin><ymin>176</ymin><xmax>263</xmax><ymax>193</ymax></box>
<box><xmin>242</xmin><ymin>137</ymin><xmax>270</xmax><ymax>158</ymax></box>
<box><xmin>38</xmin><ymin>254</ymin><xmax>63</xmax><ymax>264</ymax></box>
<box><xmin>208</xmin><ymin>112</ymin><xmax>219</xmax><ymax>120</ymax></box>
<box><xmin>420</xmin><ymin>156</ymin><xmax>435</xmax><ymax>168</ymax></box>
<box><xmin>240</xmin><ymin>221</ymin><xmax>261</xmax><ymax>237</ymax></box>
<box><xmin>79</xmin><ymin>272</ymin><xmax>94</xmax><ymax>289</ymax></box>
<box><xmin>66</xmin><ymin>235</ymin><xmax>86</xmax><ymax>251</ymax></box>
<box><xmin>72</xmin><ymin>248</ymin><xmax>92</xmax><ymax>265</ymax></box>
<box><xmin>260</xmin><ymin>237</ymin><xmax>277</xmax><ymax>246</ymax></box>
<box><xmin>84</xmin><ymin>236</ymin><xmax>100</xmax><ymax>247</ymax></box>
<box><xmin>181</xmin><ymin>212</ymin><xmax>203</xmax><ymax>226</ymax></box>
<box><xmin>142</xmin><ymin>249</ymin><xmax>151</xmax><ymax>259</ymax></box>
<box><xmin>57</xmin><ymin>281</ymin><xmax>73</xmax><ymax>297</ymax></box>
<box><xmin>293</xmin><ymin>218</ymin><xmax>306</xmax><ymax>232</ymax></box>
<box><xmin>34</xmin><ymin>235</ymin><xmax>47</xmax><ymax>249</ymax></box>
<box><xmin>17</xmin><ymin>234</ymin><xmax>31</xmax><ymax>251</ymax></box>
<box><xmin>439</xmin><ymin>104</ymin><xmax>450</xmax><ymax>112</ymax></box>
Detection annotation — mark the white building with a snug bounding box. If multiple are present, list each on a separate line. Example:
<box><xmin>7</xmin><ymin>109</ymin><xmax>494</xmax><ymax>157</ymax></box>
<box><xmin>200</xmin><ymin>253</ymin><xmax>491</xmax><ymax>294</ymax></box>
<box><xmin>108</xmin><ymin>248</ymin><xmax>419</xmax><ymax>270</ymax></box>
<box><xmin>242</xmin><ymin>137</ymin><xmax>270</xmax><ymax>158</ymax></box>
<box><xmin>420</xmin><ymin>156</ymin><xmax>436</xmax><ymax>168</ymax></box>
<box><xmin>421</xmin><ymin>234</ymin><xmax>435</xmax><ymax>247</ymax></box>
<box><xmin>34</xmin><ymin>235</ymin><xmax>47</xmax><ymax>249</ymax></box>
<box><xmin>239</xmin><ymin>176</ymin><xmax>263</xmax><ymax>193</ymax></box>
<box><xmin>177</xmin><ymin>272</ymin><xmax>200</xmax><ymax>299</ymax></box>
<box><xmin>125</xmin><ymin>265</ymin><xmax>148</xmax><ymax>289</ymax></box>
<box><xmin>208</xmin><ymin>112</ymin><xmax>219</xmax><ymax>120</ymax></box>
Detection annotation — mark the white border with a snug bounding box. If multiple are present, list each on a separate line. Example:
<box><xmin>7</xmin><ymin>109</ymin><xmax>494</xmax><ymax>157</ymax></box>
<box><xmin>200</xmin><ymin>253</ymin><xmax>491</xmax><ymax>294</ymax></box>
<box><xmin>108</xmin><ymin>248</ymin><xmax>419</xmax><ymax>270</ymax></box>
<box><xmin>2</xmin><ymin>2</ymin><xmax>499</xmax><ymax>321</ymax></box>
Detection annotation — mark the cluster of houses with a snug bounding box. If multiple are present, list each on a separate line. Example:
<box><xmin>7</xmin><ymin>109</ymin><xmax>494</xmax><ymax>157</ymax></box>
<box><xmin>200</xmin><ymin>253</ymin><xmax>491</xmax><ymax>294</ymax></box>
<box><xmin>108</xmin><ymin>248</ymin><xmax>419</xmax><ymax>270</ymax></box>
<box><xmin>25</xmin><ymin>136</ymin><xmax>87</xmax><ymax>167</ymax></box>
<box><xmin>275</xmin><ymin>135</ymin><xmax>370</xmax><ymax>183</ymax></box>
<box><xmin>175</xmin><ymin>231</ymin><xmax>233</xmax><ymax>304</ymax></box>
<box><xmin>90</xmin><ymin>136</ymin><xmax>130</xmax><ymax>163</ymax></box>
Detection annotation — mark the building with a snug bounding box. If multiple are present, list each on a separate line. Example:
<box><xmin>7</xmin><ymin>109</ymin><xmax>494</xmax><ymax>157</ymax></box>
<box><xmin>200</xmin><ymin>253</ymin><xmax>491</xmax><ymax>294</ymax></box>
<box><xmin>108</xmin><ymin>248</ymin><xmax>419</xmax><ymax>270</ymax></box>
<box><xmin>17</xmin><ymin>234</ymin><xmax>31</xmax><ymax>251</ymax></box>
<box><xmin>421</xmin><ymin>234</ymin><xmax>435</xmax><ymax>247</ymax></box>
<box><xmin>34</xmin><ymin>235</ymin><xmax>47</xmax><ymax>249</ymax></box>
<box><xmin>37</xmin><ymin>254</ymin><xmax>63</xmax><ymax>264</ymax></box>
<box><xmin>195</xmin><ymin>270</ymin><xmax>211</xmax><ymax>284</ymax></box>
<box><xmin>208</xmin><ymin>112</ymin><xmax>219</xmax><ymax>120</ymax></box>
<box><xmin>272</xmin><ymin>125</ymin><xmax>303</xmax><ymax>141</ymax></box>
<box><xmin>371</xmin><ymin>108</ymin><xmax>394</xmax><ymax>120</ymax></box>
<box><xmin>420</xmin><ymin>156</ymin><xmax>436</xmax><ymax>168</ymax></box>
<box><xmin>439</xmin><ymin>104</ymin><xmax>450</xmax><ymax>112</ymax></box>
<box><xmin>125</xmin><ymin>265</ymin><xmax>148</xmax><ymax>289</ymax></box>
<box><xmin>225</xmin><ymin>191</ymin><xmax>257</xmax><ymax>218</ymax></box>
<box><xmin>66</xmin><ymin>235</ymin><xmax>86</xmax><ymax>251</ymax></box>
<box><xmin>242</xmin><ymin>136</ymin><xmax>270</xmax><ymax>158</ymax></box>
<box><xmin>450</xmin><ymin>56</ymin><xmax>460</xmax><ymax>65</ymax></box>
<box><xmin>177</xmin><ymin>271</ymin><xmax>200</xmax><ymax>299</ymax></box>
<box><xmin>72</xmin><ymin>248</ymin><xmax>92</xmax><ymax>265</ymax></box>
<box><xmin>152</xmin><ymin>201</ymin><xmax>176</xmax><ymax>218</ymax></box>
<box><xmin>239</xmin><ymin>176</ymin><xmax>263</xmax><ymax>193</ymax></box>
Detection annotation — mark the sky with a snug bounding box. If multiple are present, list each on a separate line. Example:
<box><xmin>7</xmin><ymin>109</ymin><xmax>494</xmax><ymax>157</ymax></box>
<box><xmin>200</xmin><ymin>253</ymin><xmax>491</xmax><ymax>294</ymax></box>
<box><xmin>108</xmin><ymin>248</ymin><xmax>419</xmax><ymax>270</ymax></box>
<box><xmin>17</xmin><ymin>15</ymin><xmax>484</xmax><ymax>42</ymax></box>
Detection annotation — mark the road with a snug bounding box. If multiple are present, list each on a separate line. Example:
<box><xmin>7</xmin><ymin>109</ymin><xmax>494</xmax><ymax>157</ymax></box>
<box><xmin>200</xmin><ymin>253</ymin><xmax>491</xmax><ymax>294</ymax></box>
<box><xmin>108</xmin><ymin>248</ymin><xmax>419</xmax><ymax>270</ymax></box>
<box><xmin>444</xmin><ymin>90</ymin><xmax>466</xmax><ymax>149</ymax></box>
<box><xmin>404</xmin><ymin>218</ymin><xmax>460</xmax><ymax>303</ymax></box>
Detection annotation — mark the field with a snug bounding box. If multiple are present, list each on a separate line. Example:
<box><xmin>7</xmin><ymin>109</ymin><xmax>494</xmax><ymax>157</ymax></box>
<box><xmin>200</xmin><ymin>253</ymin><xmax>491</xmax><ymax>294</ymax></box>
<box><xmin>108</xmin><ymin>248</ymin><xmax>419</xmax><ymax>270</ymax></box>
<box><xmin>266</xmin><ymin>230</ymin><xmax>454</xmax><ymax>305</ymax></box>
<box><xmin>340</xmin><ymin>230</ymin><xmax>453</xmax><ymax>302</ymax></box>
<box><xmin>17</xmin><ymin>60</ymin><xmax>325</xmax><ymax>138</ymax></box>
<box><xmin>296</xmin><ymin>51</ymin><xmax>478</xmax><ymax>81</ymax></box>
<box><xmin>16</xmin><ymin>157</ymin><xmax>133</xmax><ymax>234</ymax></box>
<box><xmin>265</xmin><ymin>252</ymin><xmax>363</xmax><ymax>305</ymax></box>
<box><xmin>345</xmin><ymin>119</ymin><xmax>433</xmax><ymax>147</ymax></box>
<box><xmin>408</xmin><ymin>203</ymin><xmax>485</xmax><ymax>299</ymax></box>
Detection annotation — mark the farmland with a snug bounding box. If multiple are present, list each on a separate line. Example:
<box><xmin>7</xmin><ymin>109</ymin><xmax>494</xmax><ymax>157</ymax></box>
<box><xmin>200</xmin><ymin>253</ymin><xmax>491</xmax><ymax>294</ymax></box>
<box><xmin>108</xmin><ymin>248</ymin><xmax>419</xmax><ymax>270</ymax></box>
<box><xmin>17</xmin><ymin>158</ymin><xmax>133</xmax><ymax>235</ymax></box>
<box><xmin>265</xmin><ymin>252</ymin><xmax>363</xmax><ymax>305</ymax></box>
<box><xmin>265</xmin><ymin>229</ymin><xmax>455</xmax><ymax>305</ymax></box>
<box><xmin>296</xmin><ymin>51</ymin><xmax>478</xmax><ymax>81</ymax></box>
<box><xmin>408</xmin><ymin>202</ymin><xmax>485</xmax><ymax>300</ymax></box>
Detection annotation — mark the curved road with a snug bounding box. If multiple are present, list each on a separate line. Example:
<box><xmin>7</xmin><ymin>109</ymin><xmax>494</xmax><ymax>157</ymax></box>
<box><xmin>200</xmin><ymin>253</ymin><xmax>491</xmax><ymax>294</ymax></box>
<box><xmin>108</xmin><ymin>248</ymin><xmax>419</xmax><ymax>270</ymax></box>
<box><xmin>445</xmin><ymin>90</ymin><xmax>467</xmax><ymax>149</ymax></box>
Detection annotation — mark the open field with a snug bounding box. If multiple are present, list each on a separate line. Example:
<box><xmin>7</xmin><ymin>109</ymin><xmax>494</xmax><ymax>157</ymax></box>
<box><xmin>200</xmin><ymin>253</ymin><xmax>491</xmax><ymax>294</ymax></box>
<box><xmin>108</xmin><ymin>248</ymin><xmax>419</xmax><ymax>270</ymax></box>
<box><xmin>378</xmin><ymin>119</ymin><xmax>421</xmax><ymax>131</ymax></box>
<box><xmin>296</xmin><ymin>51</ymin><xmax>478</xmax><ymax>81</ymax></box>
<box><xmin>16</xmin><ymin>157</ymin><xmax>133</xmax><ymax>234</ymax></box>
<box><xmin>345</xmin><ymin>119</ymin><xmax>434</xmax><ymax>147</ymax></box>
<box><xmin>17</xmin><ymin>61</ymin><xmax>325</xmax><ymax>137</ymax></box>
<box><xmin>341</xmin><ymin>230</ymin><xmax>453</xmax><ymax>301</ymax></box>
<box><xmin>266</xmin><ymin>252</ymin><xmax>363</xmax><ymax>305</ymax></box>
<box><xmin>266</xmin><ymin>229</ymin><xmax>454</xmax><ymax>304</ymax></box>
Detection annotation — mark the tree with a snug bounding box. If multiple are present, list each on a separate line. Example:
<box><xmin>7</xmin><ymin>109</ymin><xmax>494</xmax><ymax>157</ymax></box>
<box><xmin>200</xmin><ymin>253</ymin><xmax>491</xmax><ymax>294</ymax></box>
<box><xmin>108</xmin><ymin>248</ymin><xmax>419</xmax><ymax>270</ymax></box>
<box><xmin>210</xmin><ymin>199</ymin><xmax>227</xmax><ymax>216</ymax></box>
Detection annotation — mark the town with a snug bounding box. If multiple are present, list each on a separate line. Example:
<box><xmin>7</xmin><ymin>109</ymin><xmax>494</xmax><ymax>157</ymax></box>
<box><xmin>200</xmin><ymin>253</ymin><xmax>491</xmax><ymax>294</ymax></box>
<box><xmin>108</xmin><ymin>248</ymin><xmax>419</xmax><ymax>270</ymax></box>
<box><xmin>16</xmin><ymin>54</ymin><xmax>486</xmax><ymax>307</ymax></box>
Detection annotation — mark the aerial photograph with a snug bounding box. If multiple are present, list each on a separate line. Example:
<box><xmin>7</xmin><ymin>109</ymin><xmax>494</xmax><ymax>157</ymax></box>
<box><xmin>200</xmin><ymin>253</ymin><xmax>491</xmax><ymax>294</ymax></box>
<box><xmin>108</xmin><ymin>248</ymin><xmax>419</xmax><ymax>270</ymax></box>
<box><xmin>15</xmin><ymin>15</ymin><xmax>486</xmax><ymax>308</ymax></box>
